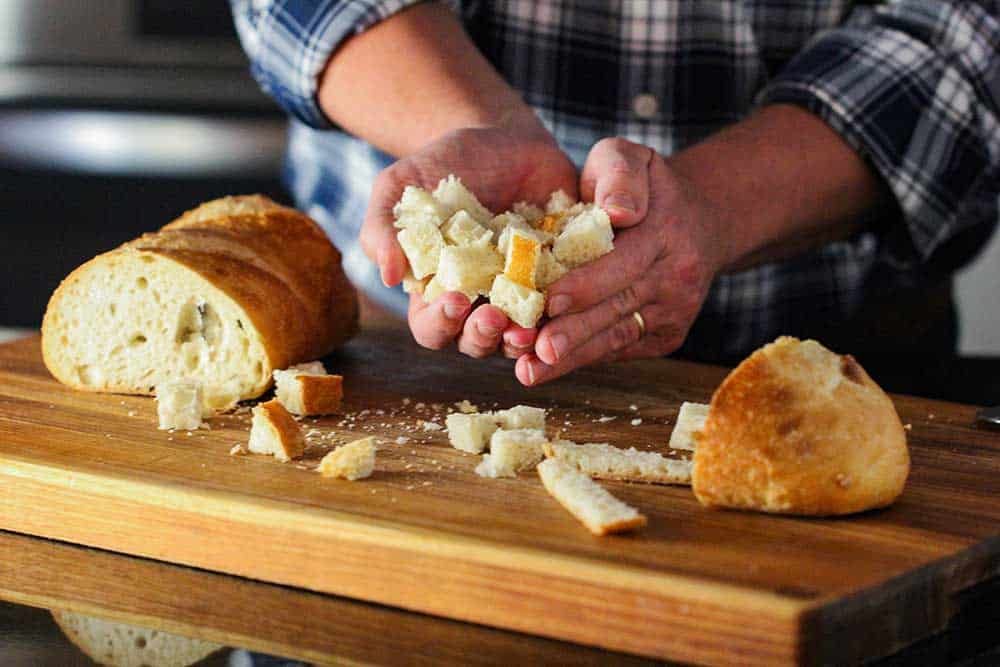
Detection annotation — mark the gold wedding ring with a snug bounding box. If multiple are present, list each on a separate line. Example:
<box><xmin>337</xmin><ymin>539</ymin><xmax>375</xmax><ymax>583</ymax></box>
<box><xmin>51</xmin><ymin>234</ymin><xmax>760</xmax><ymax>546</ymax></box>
<box><xmin>632</xmin><ymin>311</ymin><xmax>646</xmax><ymax>338</ymax></box>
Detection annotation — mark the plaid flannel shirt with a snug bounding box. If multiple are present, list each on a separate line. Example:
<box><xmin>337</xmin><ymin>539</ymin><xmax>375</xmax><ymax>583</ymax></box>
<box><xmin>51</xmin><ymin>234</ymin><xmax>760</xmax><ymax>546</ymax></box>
<box><xmin>232</xmin><ymin>0</ymin><xmax>999</xmax><ymax>363</ymax></box>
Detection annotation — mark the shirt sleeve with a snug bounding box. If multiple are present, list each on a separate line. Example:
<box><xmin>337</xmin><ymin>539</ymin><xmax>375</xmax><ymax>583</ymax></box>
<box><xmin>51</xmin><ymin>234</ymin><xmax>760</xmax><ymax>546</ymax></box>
<box><xmin>757</xmin><ymin>1</ymin><xmax>1000</xmax><ymax>263</ymax></box>
<box><xmin>230</xmin><ymin>0</ymin><xmax>435</xmax><ymax>129</ymax></box>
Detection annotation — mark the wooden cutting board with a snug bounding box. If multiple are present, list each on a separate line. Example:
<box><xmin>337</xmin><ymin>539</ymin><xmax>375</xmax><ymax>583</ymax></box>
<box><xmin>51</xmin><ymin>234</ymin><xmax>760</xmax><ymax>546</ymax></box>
<box><xmin>1</xmin><ymin>325</ymin><xmax>998</xmax><ymax>666</ymax></box>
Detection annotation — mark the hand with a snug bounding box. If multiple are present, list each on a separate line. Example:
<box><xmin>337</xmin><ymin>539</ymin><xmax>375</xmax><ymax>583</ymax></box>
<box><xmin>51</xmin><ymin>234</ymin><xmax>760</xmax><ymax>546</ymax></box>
<box><xmin>361</xmin><ymin>123</ymin><xmax>578</xmax><ymax>359</ymax></box>
<box><xmin>515</xmin><ymin>138</ymin><xmax>730</xmax><ymax>386</ymax></box>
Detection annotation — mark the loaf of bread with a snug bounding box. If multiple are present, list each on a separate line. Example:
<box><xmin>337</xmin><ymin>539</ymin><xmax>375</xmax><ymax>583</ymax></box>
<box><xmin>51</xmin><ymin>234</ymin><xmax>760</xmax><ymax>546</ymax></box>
<box><xmin>394</xmin><ymin>176</ymin><xmax>614</xmax><ymax>327</ymax></box>
<box><xmin>41</xmin><ymin>195</ymin><xmax>358</xmax><ymax>408</ymax></box>
<box><xmin>51</xmin><ymin>609</ymin><xmax>223</xmax><ymax>667</ymax></box>
<box><xmin>537</xmin><ymin>458</ymin><xmax>647</xmax><ymax>535</ymax></box>
<box><xmin>693</xmin><ymin>336</ymin><xmax>910</xmax><ymax>515</ymax></box>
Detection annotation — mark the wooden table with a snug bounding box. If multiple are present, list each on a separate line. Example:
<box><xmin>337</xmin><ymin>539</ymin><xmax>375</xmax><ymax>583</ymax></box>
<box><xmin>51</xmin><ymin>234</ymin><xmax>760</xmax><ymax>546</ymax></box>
<box><xmin>1</xmin><ymin>317</ymin><xmax>998</xmax><ymax>666</ymax></box>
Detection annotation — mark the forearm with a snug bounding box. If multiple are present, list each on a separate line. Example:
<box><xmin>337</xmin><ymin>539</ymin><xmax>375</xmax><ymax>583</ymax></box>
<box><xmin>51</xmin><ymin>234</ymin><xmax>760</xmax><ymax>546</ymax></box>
<box><xmin>667</xmin><ymin>104</ymin><xmax>890</xmax><ymax>273</ymax></box>
<box><xmin>318</xmin><ymin>2</ymin><xmax>544</xmax><ymax>157</ymax></box>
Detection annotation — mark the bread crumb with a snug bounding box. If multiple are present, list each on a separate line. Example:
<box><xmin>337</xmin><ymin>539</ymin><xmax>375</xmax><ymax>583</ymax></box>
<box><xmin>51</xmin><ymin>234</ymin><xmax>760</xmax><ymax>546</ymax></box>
<box><xmin>928</xmin><ymin>413</ymin><xmax>936</xmax><ymax>420</ymax></box>
<box><xmin>395</xmin><ymin>436</ymin><xmax>411</xmax><ymax>445</ymax></box>
<box><xmin>629</xmin><ymin>404</ymin><xmax>638</xmax><ymax>411</ymax></box>
<box><xmin>904</xmin><ymin>423</ymin><xmax>912</xmax><ymax>430</ymax></box>
<box><xmin>229</xmin><ymin>444</ymin><xmax>247</xmax><ymax>456</ymax></box>
<box><xmin>402</xmin><ymin>398</ymin><xmax>411</xmax><ymax>405</ymax></box>
<box><xmin>631</xmin><ymin>418</ymin><xmax>642</xmax><ymax>426</ymax></box>
<box><xmin>455</xmin><ymin>399</ymin><xmax>478</xmax><ymax>414</ymax></box>
<box><xmin>420</xmin><ymin>420</ymin><xmax>443</xmax><ymax>431</ymax></box>
<box><xmin>127</xmin><ymin>410</ymin><xmax>137</xmax><ymax>417</ymax></box>
<box><xmin>596</xmin><ymin>416</ymin><xmax>616</xmax><ymax>423</ymax></box>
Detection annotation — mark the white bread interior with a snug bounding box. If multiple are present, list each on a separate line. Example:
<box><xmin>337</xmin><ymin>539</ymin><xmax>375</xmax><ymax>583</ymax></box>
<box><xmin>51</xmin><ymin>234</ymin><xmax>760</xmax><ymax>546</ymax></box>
<box><xmin>318</xmin><ymin>436</ymin><xmax>377</xmax><ymax>480</ymax></box>
<box><xmin>669</xmin><ymin>401</ymin><xmax>709</xmax><ymax>451</ymax></box>
<box><xmin>156</xmin><ymin>380</ymin><xmax>205</xmax><ymax>431</ymax></box>
<box><xmin>536</xmin><ymin>458</ymin><xmax>647</xmax><ymax>536</ymax></box>
<box><xmin>476</xmin><ymin>428</ymin><xmax>548</xmax><ymax>478</ymax></box>
<box><xmin>544</xmin><ymin>439</ymin><xmax>692</xmax><ymax>485</ymax></box>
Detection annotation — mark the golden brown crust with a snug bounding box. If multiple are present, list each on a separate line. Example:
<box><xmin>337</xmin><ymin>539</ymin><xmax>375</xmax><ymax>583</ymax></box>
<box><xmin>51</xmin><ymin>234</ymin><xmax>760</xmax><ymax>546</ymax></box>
<box><xmin>593</xmin><ymin>515</ymin><xmax>648</xmax><ymax>536</ymax></box>
<box><xmin>258</xmin><ymin>399</ymin><xmax>305</xmax><ymax>460</ymax></box>
<box><xmin>42</xmin><ymin>195</ymin><xmax>358</xmax><ymax>397</ymax></box>
<box><xmin>297</xmin><ymin>374</ymin><xmax>343</xmax><ymax>415</ymax></box>
<box><xmin>692</xmin><ymin>336</ymin><xmax>910</xmax><ymax>516</ymax></box>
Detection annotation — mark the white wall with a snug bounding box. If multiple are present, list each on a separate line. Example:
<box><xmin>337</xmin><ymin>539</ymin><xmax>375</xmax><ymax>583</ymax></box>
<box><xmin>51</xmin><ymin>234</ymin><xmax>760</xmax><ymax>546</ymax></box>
<box><xmin>956</xmin><ymin>225</ymin><xmax>1000</xmax><ymax>355</ymax></box>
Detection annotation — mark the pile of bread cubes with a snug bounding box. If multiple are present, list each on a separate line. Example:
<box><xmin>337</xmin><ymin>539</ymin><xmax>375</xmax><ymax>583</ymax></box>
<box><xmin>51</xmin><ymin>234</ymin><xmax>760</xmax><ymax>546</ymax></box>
<box><xmin>395</xmin><ymin>175</ymin><xmax>615</xmax><ymax>327</ymax></box>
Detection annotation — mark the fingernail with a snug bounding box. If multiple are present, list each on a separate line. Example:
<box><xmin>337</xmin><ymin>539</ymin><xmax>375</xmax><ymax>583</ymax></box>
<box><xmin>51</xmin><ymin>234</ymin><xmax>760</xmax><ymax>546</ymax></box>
<box><xmin>477</xmin><ymin>322</ymin><xmax>501</xmax><ymax>339</ymax></box>
<box><xmin>548</xmin><ymin>294</ymin><xmax>572</xmax><ymax>317</ymax></box>
<box><xmin>604</xmin><ymin>192</ymin><xmax>636</xmax><ymax>213</ymax></box>
<box><xmin>443</xmin><ymin>302</ymin><xmax>466</xmax><ymax>320</ymax></box>
<box><xmin>526</xmin><ymin>360</ymin><xmax>537</xmax><ymax>386</ymax></box>
<box><xmin>548</xmin><ymin>333</ymin><xmax>569</xmax><ymax>362</ymax></box>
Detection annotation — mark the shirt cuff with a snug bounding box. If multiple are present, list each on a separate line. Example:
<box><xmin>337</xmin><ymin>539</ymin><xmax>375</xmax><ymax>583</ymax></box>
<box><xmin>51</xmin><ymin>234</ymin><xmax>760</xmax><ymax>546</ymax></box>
<box><xmin>758</xmin><ymin>18</ymin><xmax>998</xmax><ymax>263</ymax></box>
<box><xmin>249</xmin><ymin>0</ymin><xmax>436</xmax><ymax>129</ymax></box>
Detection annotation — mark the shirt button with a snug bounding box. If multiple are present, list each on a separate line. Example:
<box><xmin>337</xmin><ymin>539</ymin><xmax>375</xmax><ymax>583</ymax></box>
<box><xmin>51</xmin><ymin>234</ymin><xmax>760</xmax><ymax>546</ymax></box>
<box><xmin>632</xmin><ymin>93</ymin><xmax>659</xmax><ymax>119</ymax></box>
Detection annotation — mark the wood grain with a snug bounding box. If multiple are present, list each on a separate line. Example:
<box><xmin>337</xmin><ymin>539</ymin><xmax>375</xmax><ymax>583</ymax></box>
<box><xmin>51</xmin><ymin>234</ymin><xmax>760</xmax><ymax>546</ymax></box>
<box><xmin>1</xmin><ymin>328</ymin><xmax>998</xmax><ymax>666</ymax></box>
<box><xmin>0</xmin><ymin>530</ymin><xmax>656</xmax><ymax>666</ymax></box>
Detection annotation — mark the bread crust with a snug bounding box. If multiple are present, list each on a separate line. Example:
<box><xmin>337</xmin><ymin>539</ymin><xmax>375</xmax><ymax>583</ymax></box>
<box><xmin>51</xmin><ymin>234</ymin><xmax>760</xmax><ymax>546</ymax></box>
<box><xmin>297</xmin><ymin>374</ymin><xmax>343</xmax><ymax>415</ymax></box>
<box><xmin>254</xmin><ymin>399</ymin><xmax>305</xmax><ymax>461</ymax></box>
<box><xmin>41</xmin><ymin>195</ymin><xmax>357</xmax><ymax>399</ymax></box>
<box><xmin>692</xmin><ymin>337</ymin><xmax>910</xmax><ymax>516</ymax></box>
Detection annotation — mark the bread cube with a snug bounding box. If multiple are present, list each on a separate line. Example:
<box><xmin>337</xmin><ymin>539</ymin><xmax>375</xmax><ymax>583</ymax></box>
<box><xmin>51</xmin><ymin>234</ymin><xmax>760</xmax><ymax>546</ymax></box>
<box><xmin>475</xmin><ymin>428</ymin><xmax>548</xmax><ymax>478</ymax></box>
<box><xmin>248</xmin><ymin>399</ymin><xmax>305</xmax><ymax>462</ymax></box>
<box><xmin>318</xmin><ymin>436</ymin><xmax>376</xmax><ymax>480</ymax></box>
<box><xmin>489</xmin><ymin>275</ymin><xmax>545</xmax><ymax>328</ymax></box>
<box><xmin>669</xmin><ymin>401</ymin><xmax>709</xmax><ymax>451</ymax></box>
<box><xmin>493</xmin><ymin>404</ymin><xmax>546</xmax><ymax>430</ymax></box>
<box><xmin>495</xmin><ymin>215</ymin><xmax>535</xmax><ymax>253</ymax></box>
<box><xmin>436</xmin><ymin>244</ymin><xmax>503</xmax><ymax>301</ymax></box>
<box><xmin>503</xmin><ymin>229</ymin><xmax>542</xmax><ymax>289</ymax></box>
<box><xmin>393</xmin><ymin>185</ymin><xmax>445</xmax><ymax>228</ymax></box>
<box><xmin>546</xmin><ymin>189</ymin><xmax>576</xmax><ymax>214</ymax></box>
<box><xmin>397</xmin><ymin>217</ymin><xmax>445</xmax><ymax>279</ymax></box>
<box><xmin>273</xmin><ymin>364</ymin><xmax>343</xmax><ymax>416</ymax></box>
<box><xmin>441</xmin><ymin>210</ymin><xmax>493</xmax><ymax>246</ymax></box>
<box><xmin>156</xmin><ymin>380</ymin><xmax>205</xmax><ymax>430</ymax></box>
<box><xmin>421</xmin><ymin>274</ymin><xmax>446</xmax><ymax>304</ymax></box>
<box><xmin>553</xmin><ymin>205</ymin><xmax>614</xmax><ymax>268</ymax></box>
<box><xmin>446</xmin><ymin>412</ymin><xmax>500</xmax><ymax>454</ymax></box>
<box><xmin>402</xmin><ymin>271</ymin><xmax>430</xmax><ymax>295</ymax></box>
<box><xmin>433</xmin><ymin>174</ymin><xmax>493</xmax><ymax>224</ymax></box>
<box><xmin>536</xmin><ymin>248</ymin><xmax>568</xmax><ymax>289</ymax></box>
<box><xmin>512</xmin><ymin>201</ymin><xmax>544</xmax><ymax>223</ymax></box>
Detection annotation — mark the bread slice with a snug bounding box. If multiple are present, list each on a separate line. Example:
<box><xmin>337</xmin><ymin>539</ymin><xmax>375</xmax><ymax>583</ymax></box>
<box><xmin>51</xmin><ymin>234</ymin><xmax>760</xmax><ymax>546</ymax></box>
<box><xmin>476</xmin><ymin>428</ymin><xmax>547</xmax><ymax>478</ymax></box>
<box><xmin>492</xmin><ymin>404</ymin><xmax>546</xmax><ymax>430</ymax></box>
<box><xmin>503</xmin><ymin>229</ymin><xmax>542</xmax><ymax>289</ymax></box>
<box><xmin>51</xmin><ymin>609</ymin><xmax>223</xmax><ymax>667</ymax></box>
<box><xmin>41</xmin><ymin>195</ymin><xmax>358</xmax><ymax>404</ymax></box>
<box><xmin>553</xmin><ymin>205</ymin><xmax>614</xmax><ymax>268</ymax></box>
<box><xmin>248</xmin><ymin>399</ymin><xmax>305</xmax><ymax>462</ymax></box>
<box><xmin>536</xmin><ymin>458</ymin><xmax>647</xmax><ymax>535</ymax></box>
<box><xmin>397</xmin><ymin>217</ymin><xmax>446</xmax><ymax>280</ymax></box>
<box><xmin>544</xmin><ymin>439</ymin><xmax>692</xmax><ymax>485</ymax></box>
<box><xmin>446</xmin><ymin>412</ymin><xmax>499</xmax><ymax>453</ymax></box>
<box><xmin>393</xmin><ymin>185</ymin><xmax>446</xmax><ymax>228</ymax></box>
<box><xmin>669</xmin><ymin>401</ymin><xmax>709</xmax><ymax>451</ymax></box>
<box><xmin>273</xmin><ymin>363</ymin><xmax>343</xmax><ymax>416</ymax></box>
<box><xmin>433</xmin><ymin>174</ymin><xmax>494</xmax><ymax>224</ymax></box>
<box><xmin>436</xmin><ymin>244</ymin><xmax>504</xmax><ymax>300</ymax></box>
<box><xmin>318</xmin><ymin>436</ymin><xmax>377</xmax><ymax>480</ymax></box>
<box><xmin>441</xmin><ymin>210</ymin><xmax>493</xmax><ymax>246</ymax></box>
<box><xmin>156</xmin><ymin>380</ymin><xmax>205</xmax><ymax>431</ymax></box>
<box><xmin>489</xmin><ymin>275</ymin><xmax>545</xmax><ymax>328</ymax></box>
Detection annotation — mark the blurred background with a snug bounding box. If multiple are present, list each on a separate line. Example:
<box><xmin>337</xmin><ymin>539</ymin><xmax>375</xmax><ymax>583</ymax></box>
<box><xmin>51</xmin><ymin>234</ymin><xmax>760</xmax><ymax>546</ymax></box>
<box><xmin>0</xmin><ymin>0</ymin><xmax>997</xmax><ymax>382</ymax></box>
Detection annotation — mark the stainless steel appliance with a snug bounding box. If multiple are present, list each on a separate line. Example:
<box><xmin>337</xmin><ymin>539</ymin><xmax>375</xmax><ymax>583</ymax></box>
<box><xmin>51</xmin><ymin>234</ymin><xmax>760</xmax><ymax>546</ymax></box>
<box><xmin>0</xmin><ymin>0</ymin><xmax>289</xmax><ymax>325</ymax></box>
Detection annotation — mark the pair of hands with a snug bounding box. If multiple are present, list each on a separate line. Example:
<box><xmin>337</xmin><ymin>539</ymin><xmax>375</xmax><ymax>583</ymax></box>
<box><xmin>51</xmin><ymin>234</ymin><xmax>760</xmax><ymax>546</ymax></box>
<box><xmin>360</xmin><ymin>126</ymin><xmax>727</xmax><ymax>386</ymax></box>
